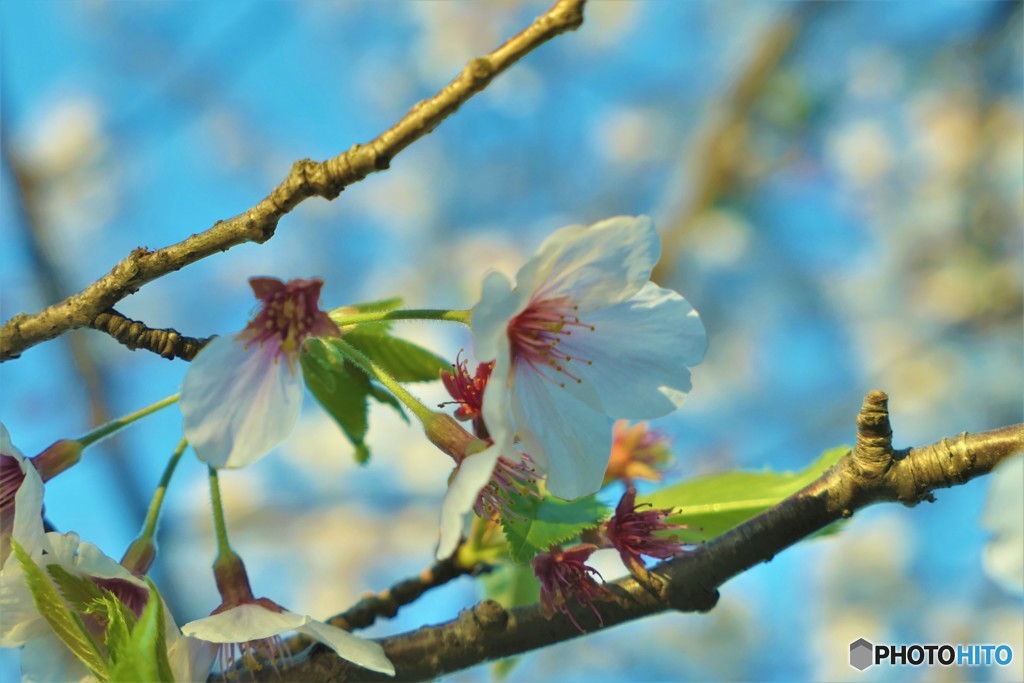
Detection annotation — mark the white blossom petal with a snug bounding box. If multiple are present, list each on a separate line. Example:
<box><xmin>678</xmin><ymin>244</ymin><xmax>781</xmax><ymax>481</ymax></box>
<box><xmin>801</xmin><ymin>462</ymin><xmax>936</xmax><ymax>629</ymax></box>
<box><xmin>436</xmin><ymin>445</ymin><xmax>502</xmax><ymax>559</ymax></box>
<box><xmin>68</xmin><ymin>538</ymin><xmax>147</xmax><ymax>587</ymax></box>
<box><xmin>511</xmin><ymin>367</ymin><xmax>613</xmax><ymax>500</ymax></box>
<box><xmin>21</xmin><ymin>633</ymin><xmax>93</xmax><ymax>683</ymax></box>
<box><xmin>0</xmin><ymin>554</ymin><xmax>52</xmax><ymax>647</ymax></box>
<box><xmin>11</xmin><ymin>462</ymin><xmax>45</xmax><ymax>559</ymax></box>
<box><xmin>471</xmin><ymin>272</ymin><xmax>522</xmax><ymax>364</ymax></box>
<box><xmin>164</xmin><ymin>602</ymin><xmax>217</xmax><ymax>682</ymax></box>
<box><xmin>182</xmin><ymin>602</ymin><xmax>306</xmax><ymax>642</ymax></box>
<box><xmin>514</xmin><ymin>216</ymin><xmax>659</xmax><ymax>315</ymax></box>
<box><xmin>298</xmin><ymin>619</ymin><xmax>395</xmax><ymax>676</ymax></box>
<box><xmin>2</xmin><ymin>423</ymin><xmax>46</xmax><ymax>562</ymax></box>
<box><xmin>563</xmin><ymin>282</ymin><xmax>706</xmax><ymax>419</ymax></box>
<box><xmin>181</xmin><ymin>335</ymin><xmax>303</xmax><ymax>469</ymax></box>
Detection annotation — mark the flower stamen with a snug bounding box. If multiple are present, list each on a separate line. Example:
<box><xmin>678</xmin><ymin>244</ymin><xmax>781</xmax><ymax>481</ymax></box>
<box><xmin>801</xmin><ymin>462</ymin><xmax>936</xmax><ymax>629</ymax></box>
<box><xmin>508</xmin><ymin>296</ymin><xmax>595</xmax><ymax>388</ymax></box>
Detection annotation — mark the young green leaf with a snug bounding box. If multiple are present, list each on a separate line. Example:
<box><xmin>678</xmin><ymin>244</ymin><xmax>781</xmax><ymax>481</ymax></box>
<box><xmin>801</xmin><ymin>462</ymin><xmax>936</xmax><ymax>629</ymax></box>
<box><xmin>639</xmin><ymin>446</ymin><xmax>849</xmax><ymax>542</ymax></box>
<box><xmin>502</xmin><ymin>495</ymin><xmax>610</xmax><ymax>563</ymax></box>
<box><xmin>101</xmin><ymin>595</ymin><xmax>132</xmax><ymax>670</ymax></box>
<box><xmin>340</xmin><ymin>331</ymin><xmax>447</xmax><ymax>383</ymax></box>
<box><xmin>11</xmin><ymin>541</ymin><xmax>109</xmax><ymax>681</ymax></box>
<box><xmin>301</xmin><ymin>338</ymin><xmax>373</xmax><ymax>463</ymax></box>
<box><xmin>109</xmin><ymin>580</ymin><xmax>174</xmax><ymax>683</ymax></box>
<box><xmin>46</xmin><ymin>563</ymin><xmax>104</xmax><ymax>611</ymax></box>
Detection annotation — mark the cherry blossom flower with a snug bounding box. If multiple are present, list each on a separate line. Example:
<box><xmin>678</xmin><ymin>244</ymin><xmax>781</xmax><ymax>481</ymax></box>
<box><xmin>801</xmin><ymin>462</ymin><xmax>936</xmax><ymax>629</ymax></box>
<box><xmin>603</xmin><ymin>487</ymin><xmax>689</xmax><ymax>581</ymax></box>
<box><xmin>603</xmin><ymin>420</ymin><xmax>672</xmax><ymax>486</ymax></box>
<box><xmin>0</xmin><ymin>531</ymin><xmax>215</xmax><ymax>682</ymax></box>
<box><xmin>531</xmin><ymin>544</ymin><xmax>612</xmax><ymax>631</ymax></box>
<box><xmin>181</xmin><ymin>277</ymin><xmax>340</xmax><ymax>469</ymax></box>
<box><xmin>181</xmin><ymin>551</ymin><xmax>394</xmax><ymax>676</ymax></box>
<box><xmin>472</xmin><ymin>216</ymin><xmax>706</xmax><ymax>501</ymax></box>
<box><xmin>435</xmin><ymin>360</ymin><xmax>538</xmax><ymax>559</ymax></box>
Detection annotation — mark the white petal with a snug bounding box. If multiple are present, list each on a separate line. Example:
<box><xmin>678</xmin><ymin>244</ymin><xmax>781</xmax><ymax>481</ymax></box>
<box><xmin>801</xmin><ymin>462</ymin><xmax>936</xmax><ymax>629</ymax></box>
<box><xmin>0</xmin><ymin>554</ymin><xmax>52</xmax><ymax>647</ymax></box>
<box><xmin>11</xmin><ymin>456</ymin><xmax>46</xmax><ymax>559</ymax></box>
<box><xmin>982</xmin><ymin>455</ymin><xmax>1024</xmax><ymax>595</ymax></box>
<box><xmin>436</xmin><ymin>445</ymin><xmax>502</xmax><ymax>559</ymax></box>
<box><xmin>161</xmin><ymin>598</ymin><xmax>218</xmax><ymax>683</ymax></box>
<box><xmin>563</xmin><ymin>282</ymin><xmax>706</xmax><ymax>419</ymax></box>
<box><xmin>21</xmin><ymin>632</ymin><xmax>94</xmax><ymax>683</ymax></box>
<box><xmin>72</xmin><ymin>541</ymin><xmax>147</xmax><ymax>587</ymax></box>
<box><xmin>167</xmin><ymin>634</ymin><xmax>217</xmax><ymax>683</ymax></box>
<box><xmin>1</xmin><ymin>423</ymin><xmax>24</xmax><ymax>458</ymax></box>
<box><xmin>298</xmin><ymin>620</ymin><xmax>395</xmax><ymax>676</ymax></box>
<box><xmin>515</xmin><ymin>216</ymin><xmax>659</xmax><ymax>315</ymax></box>
<box><xmin>471</xmin><ymin>271</ymin><xmax>522</xmax><ymax>364</ymax></box>
<box><xmin>40</xmin><ymin>531</ymin><xmax>82</xmax><ymax>565</ymax></box>
<box><xmin>182</xmin><ymin>602</ymin><xmax>306</xmax><ymax>643</ymax></box>
<box><xmin>181</xmin><ymin>335</ymin><xmax>303</xmax><ymax>468</ymax></box>
<box><xmin>511</xmin><ymin>368</ymin><xmax>613</xmax><ymax>500</ymax></box>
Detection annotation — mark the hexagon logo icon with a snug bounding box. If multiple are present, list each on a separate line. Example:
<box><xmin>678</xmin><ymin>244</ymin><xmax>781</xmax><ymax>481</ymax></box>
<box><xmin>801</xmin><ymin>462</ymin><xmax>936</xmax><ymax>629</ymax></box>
<box><xmin>850</xmin><ymin>638</ymin><xmax>874</xmax><ymax>671</ymax></box>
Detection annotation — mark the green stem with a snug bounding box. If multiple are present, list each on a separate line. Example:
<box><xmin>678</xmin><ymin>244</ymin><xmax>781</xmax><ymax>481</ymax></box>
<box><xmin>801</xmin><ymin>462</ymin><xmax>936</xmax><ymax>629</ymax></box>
<box><xmin>332</xmin><ymin>337</ymin><xmax>435</xmax><ymax>423</ymax></box>
<box><xmin>140</xmin><ymin>438</ymin><xmax>188</xmax><ymax>541</ymax></box>
<box><xmin>208</xmin><ymin>466</ymin><xmax>233</xmax><ymax>558</ymax></box>
<box><xmin>77</xmin><ymin>393</ymin><xmax>180</xmax><ymax>448</ymax></box>
<box><xmin>331</xmin><ymin>308</ymin><xmax>471</xmax><ymax>327</ymax></box>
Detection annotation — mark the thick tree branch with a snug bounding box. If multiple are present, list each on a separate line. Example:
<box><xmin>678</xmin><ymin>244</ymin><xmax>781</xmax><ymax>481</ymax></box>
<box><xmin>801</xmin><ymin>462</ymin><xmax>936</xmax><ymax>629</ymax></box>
<box><xmin>254</xmin><ymin>391</ymin><xmax>1023</xmax><ymax>682</ymax></box>
<box><xmin>0</xmin><ymin>0</ymin><xmax>587</xmax><ymax>361</ymax></box>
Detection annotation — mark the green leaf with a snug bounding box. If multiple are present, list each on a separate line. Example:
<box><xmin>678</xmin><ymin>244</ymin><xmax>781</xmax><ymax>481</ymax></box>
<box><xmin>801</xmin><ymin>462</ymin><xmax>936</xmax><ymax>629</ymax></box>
<box><xmin>340</xmin><ymin>331</ymin><xmax>447</xmax><ymax>383</ymax></box>
<box><xmin>502</xmin><ymin>495</ymin><xmax>610</xmax><ymax>563</ymax></box>
<box><xmin>639</xmin><ymin>446</ymin><xmax>849</xmax><ymax>543</ymax></box>
<box><xmin>481</xmin><ymin>564</ymin><xmax>539</xmax><ymax>681</ymax></box>
<box><xmin>101</xmin><ymin>595</ymin><xmax>132</xmax><ymax>670</ymax></box>
<box><xmin>47</xmin><ymin>563</ymin><xmax>104</xmax><ymax>611</ymax></box>
<box><xmin>109</xmin><ymin>580</ymin><xmax>174</xmax><ymax>683</ymax></box>
<box><xmin>12</xmin><ymin>541</ymin><xmax>109</xmax><ymax>681</ymax></box>
<box><xmin>302</xmin><ymin>338</ymin><xmax>373</xmax><ymax>462</ymax></box>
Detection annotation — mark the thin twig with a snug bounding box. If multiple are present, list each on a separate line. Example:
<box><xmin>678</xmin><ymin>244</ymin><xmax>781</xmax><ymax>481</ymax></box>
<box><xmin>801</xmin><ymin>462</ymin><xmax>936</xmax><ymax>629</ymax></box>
<box><xmin>251</xmin><ymin>392</ymin><xmax>1023</xmax><ymax>682</ymax></box>
<box><xmin>0</xmin><ymin>0</ymin><xmax>587</xmax><ymax>361</ymax></box>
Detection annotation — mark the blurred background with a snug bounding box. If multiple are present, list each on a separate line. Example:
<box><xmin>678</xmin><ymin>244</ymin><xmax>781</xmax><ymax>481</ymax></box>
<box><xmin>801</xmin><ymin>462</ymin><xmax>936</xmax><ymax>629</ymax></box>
<box><xmin>1</xmin><ymin>1</ymin><xmax>1021</xmax><ymax>681</ymax></box>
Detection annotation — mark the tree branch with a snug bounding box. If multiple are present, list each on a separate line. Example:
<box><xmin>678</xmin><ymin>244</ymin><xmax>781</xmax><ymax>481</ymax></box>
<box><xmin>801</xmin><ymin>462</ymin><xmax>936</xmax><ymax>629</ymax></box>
<box><xmin>253</xmin><ymin>391</ymin><xmax>1023</xmax><ymax>682</ymax></box>
<box><xmin>89</xmin><ymin>309</ymin><xmax>210</xmax><ymax>361</ymax></box>
<box><xmin>0</xmin><ymin>0</ymin><xmax>587</xmax><ymax>361</ymax></box>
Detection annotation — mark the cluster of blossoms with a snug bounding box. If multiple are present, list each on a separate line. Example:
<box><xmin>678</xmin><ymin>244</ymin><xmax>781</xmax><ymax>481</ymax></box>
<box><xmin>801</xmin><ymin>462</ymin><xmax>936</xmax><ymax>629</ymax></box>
<box><xmin>2</xmin><ymin>215</ymin><xmax>705</xmax><ymax>678</ymax></box>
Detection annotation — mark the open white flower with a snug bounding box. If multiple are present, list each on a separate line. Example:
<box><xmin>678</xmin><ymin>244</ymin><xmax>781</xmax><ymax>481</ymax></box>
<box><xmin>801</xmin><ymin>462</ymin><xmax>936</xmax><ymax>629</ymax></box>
<box><xmin>181</xmin><ymin>277</ymin><xmax>340</xmax><ymax>469</ymax></box>
<box><xmin>182</xmin><ymin>552</ymin><xmax>394</xmax><ymax>676</ymax></box>
<box><xmin>0</xmin><ymin>531</ymin><xmax>215</xmax><ymax>683</ymax></box>
<box><xmin>183</xmin><ymin>599</ymin><xmax>394</xmax><ymax>676</ymax></box>
<box><xmin>472</xmin><ymin>216</ymin><xmax>706</xmax><ymax>500</ymax></box>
